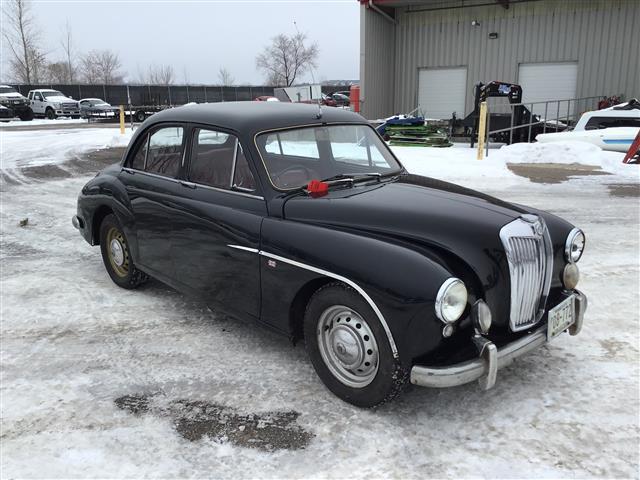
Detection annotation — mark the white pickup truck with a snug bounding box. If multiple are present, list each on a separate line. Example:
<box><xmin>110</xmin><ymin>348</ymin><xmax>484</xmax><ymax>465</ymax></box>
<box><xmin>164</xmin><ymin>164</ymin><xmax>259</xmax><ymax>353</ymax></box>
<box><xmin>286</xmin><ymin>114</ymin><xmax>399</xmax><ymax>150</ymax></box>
<box><xmin>27</xmin><ymin>89</ymin><xmax>80</xmax><ymax>119</ymax></box>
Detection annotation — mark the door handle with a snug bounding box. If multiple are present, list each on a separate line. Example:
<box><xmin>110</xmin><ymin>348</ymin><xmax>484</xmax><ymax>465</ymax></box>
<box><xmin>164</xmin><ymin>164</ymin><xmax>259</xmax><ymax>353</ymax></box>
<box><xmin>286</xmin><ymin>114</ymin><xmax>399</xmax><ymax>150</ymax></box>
<box><xmin>179</xmin><ymin>180</ymin><xmax>196</xmax><ymax>189</ymax></box>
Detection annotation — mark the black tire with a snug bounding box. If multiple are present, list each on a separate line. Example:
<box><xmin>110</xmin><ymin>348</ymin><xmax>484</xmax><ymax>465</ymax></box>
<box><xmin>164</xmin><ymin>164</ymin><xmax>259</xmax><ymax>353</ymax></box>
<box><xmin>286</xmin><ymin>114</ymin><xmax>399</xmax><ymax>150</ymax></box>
<box><xmin>45</xmin><ymin>108</ymin><xmax>56</xmax><ymax>120</ymax></box>
<box><xmin>19</xmin><ymin>108</ymin><xmax>34</xmax><ymax>121</ymax></box>
<box><xmin>135</xmin><ymin>110</ymin><xmax>145</xmax><ymax>122</ymax></box>
<box><xmin>99</xmin><ymin>214</ymin><xmax>148</xmax><ymax>289</ymax></box>
<box><xmin>304</xmin><ymin>282</ymin><xmax>408</xmax><ymax>408</ymax></box>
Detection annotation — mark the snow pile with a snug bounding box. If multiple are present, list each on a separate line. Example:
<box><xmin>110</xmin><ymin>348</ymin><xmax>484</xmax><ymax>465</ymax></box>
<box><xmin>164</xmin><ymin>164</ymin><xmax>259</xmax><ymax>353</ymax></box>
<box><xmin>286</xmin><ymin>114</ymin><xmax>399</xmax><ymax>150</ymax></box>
<box><xmin>489</xmin><ymin>141</ymin><xmax>639</xmax><ymax>181</ymax></box>
<box><xmin>391</xmin><ymin>144</ymin><xmax>520</xmax><ymax>188</ymax></box>
<box><xmin>0</xmin><ymin>127</ymin><xmax>134</xmax><ymax>169</ymax></box>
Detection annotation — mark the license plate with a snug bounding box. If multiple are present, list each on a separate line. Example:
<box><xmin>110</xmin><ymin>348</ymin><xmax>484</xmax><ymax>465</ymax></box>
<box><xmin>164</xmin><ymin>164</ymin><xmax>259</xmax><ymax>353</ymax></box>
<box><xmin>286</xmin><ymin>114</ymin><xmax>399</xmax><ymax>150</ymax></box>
<box><xmin>547</xmin><ymin>295</ymin><xmax>576</xmax><ymax>340</ymax></box>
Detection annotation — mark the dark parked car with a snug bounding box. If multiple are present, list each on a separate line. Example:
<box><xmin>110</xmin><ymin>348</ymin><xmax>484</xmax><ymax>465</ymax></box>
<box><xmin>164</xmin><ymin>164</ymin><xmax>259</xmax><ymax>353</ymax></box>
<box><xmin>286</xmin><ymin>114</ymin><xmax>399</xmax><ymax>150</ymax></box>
<box><xmin>79</xmin><ymin>98</ymin><xmax>119</xmax><ymax>119</ymax></box>
<box><xmin>73</xmin><ymin>102</ymin><xmax>587</xmax><ymax>407</ymax></box>
<box><xmin>328</xmin><ymin>92</ymin><xmax>350</xmax><ymax>107</ymax></box>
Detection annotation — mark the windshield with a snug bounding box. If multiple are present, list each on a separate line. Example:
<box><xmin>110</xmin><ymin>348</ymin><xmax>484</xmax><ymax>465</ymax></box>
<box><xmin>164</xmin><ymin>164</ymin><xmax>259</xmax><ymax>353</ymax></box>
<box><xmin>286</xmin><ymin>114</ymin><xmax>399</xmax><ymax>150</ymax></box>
<box><xmin>256</xmin><ymin>125</ymin><xmax>402</xmax><ymax>190</ymax></box>
<box><xmin>42</xmin><ymin>91</ymin><xmax>65</xmax><ymax>99</ymax></box>
<box><xmin>0</xmin><ymin>87</ymin><xmax>17</xmax><ymax>94</ymax></box>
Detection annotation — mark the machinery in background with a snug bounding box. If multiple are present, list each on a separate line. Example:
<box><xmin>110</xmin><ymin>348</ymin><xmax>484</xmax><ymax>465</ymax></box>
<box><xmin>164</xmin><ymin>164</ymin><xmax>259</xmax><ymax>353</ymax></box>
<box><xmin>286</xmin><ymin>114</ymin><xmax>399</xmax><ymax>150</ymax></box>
<box><xmin>453</xmin><ymin>81</ymin><xmax>565</xmax><ymax>146</ymax></box>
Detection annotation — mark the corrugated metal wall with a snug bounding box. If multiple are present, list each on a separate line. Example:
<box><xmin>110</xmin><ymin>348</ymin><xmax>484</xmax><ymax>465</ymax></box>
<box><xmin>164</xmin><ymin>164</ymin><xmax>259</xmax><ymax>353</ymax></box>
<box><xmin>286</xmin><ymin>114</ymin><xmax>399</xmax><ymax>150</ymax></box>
<box><xmin>361</xmin><ymin>0</ymin><xmax>640</xmax><ymax>119</ymax></box>
<box><xmin>360</xmin><ymin>4</ymin><xmax>396</xmax><ymax>119</ymax></box>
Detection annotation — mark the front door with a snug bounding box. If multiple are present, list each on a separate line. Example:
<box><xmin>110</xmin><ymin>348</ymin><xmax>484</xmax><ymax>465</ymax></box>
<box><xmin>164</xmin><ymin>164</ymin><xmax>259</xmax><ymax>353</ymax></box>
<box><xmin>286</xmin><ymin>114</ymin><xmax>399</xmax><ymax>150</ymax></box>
<box><xmin>31</xmin><ymin>92</ymin><xmax>45</xmax><ymax>114</ymax></box>
<box><xmin>170</xmin><ymin>127</ymin><xmax>266</xmax><ymax>320</ymax></box>
<box><xmin>119</xmin><ymin>124</ymin><xmax>187</xmax><ymax>280</ymax></box>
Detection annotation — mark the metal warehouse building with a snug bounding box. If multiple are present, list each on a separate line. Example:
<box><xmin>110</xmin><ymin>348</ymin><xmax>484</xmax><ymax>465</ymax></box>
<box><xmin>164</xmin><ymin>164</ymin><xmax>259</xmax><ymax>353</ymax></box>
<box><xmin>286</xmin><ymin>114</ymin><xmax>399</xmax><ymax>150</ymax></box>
<box><xmin>359</xmin><ymin>0</ymin><xmax>640</xmax><ymax>120</ymax></box>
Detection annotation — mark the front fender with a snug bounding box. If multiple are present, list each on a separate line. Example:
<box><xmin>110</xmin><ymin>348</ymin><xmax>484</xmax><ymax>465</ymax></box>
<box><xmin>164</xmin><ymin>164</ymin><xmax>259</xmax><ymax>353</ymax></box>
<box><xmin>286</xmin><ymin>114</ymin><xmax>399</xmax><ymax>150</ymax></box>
<box><xmin>259</xmin><ymin>218</ymin><xmax>455</xmax><ymax>365</ymax></box>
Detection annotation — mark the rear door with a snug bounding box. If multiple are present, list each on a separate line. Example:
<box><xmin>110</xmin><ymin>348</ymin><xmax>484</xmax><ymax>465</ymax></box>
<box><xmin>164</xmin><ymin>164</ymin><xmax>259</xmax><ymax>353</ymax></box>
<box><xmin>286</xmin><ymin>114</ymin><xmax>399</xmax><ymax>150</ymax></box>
<box><xmin>170</xmin><ymin>126</ymin><xmax>266</xmax><ymax>320</ymax></box>
<box><xmin>120</xmin><ymin>124</ymin><xmax>187</xmax><ymax>280</ymax></box>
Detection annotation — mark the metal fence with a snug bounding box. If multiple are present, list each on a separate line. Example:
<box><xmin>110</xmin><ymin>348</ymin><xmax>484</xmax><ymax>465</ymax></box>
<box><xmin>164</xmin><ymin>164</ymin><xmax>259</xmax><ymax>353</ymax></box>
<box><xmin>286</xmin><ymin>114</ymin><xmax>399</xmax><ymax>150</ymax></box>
<box><xmin>9</xmin><ymin>83</ymin><xmax>351</xmax><ymax>106</ymax></box>
<box><xmin>485</xmin><ymin>95</ymin><xmax>611</xmax><ymax>148</ymax></box>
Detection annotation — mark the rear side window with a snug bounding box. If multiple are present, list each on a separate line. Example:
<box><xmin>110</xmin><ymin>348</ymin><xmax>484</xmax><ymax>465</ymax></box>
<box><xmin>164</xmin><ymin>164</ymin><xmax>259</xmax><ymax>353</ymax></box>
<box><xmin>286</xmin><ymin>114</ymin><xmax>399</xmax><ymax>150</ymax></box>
<box><xmin>145</xmin><ymin>127</ymin><xmax>184</xmax><ymax>177</ymax></box>
<box><xmin>190</xmin><ymin>129</ymin><xmax>237</xmax><ymax>189</ymax></box>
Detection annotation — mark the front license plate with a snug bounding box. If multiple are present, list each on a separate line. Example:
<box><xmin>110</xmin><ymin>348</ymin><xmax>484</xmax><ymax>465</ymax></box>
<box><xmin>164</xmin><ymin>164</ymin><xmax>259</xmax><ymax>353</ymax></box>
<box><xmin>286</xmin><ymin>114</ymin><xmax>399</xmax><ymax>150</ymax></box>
<box><xmin>547</xmin><ymin>295</ymin><xmax>576</xmax><ymax>340</ymax></box>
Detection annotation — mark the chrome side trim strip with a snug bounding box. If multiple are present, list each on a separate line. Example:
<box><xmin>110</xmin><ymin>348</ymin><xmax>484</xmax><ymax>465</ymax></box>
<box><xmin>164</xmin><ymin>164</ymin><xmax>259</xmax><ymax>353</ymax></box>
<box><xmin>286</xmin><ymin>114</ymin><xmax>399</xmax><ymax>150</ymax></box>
<box><xmin>258</xmin><ymin>250</ymin><xmax>399</xmax><ymax>358</ymax></box>
<box><xmin>224</xmin><ymin>244</ymin><xmax>399</xmax><ymax>358</ymax></box>
<box><xmin>227</xmin><ymin>244</ymin><xmax>259</xmax><ymax>254</ymax></box>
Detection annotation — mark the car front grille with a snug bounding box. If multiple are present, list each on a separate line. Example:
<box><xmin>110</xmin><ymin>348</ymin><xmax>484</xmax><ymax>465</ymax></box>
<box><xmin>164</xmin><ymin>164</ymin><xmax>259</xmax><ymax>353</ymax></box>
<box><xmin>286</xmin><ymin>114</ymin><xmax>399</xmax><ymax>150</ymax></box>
<box><xmin>62</xmin><ymin>103</ymin><xmax>77</xmax><ymax>109</ymax></box>
<box><xmin>499</xmin><ymin>215</ymin><xmax>553</xmax><ymax>331</ymax></box>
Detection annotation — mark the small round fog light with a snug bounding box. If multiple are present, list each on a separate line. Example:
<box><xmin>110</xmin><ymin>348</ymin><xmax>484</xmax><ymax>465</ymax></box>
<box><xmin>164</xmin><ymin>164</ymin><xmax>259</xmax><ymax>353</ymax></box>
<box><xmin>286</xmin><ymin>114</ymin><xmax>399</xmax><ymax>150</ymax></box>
<box><xmin>442</xmin><ymin>324</ymin><xmax>455</xmax><ymax>338</ymax></box>
<box><xmin>563</xmin><ymin>263</ymin><xmax>580</xmax><ymax>290</ymax></box>
<box><xmin>472</xmin><ymin>300</ymin><xmax>492</xmax><ymax>334</ymax></box>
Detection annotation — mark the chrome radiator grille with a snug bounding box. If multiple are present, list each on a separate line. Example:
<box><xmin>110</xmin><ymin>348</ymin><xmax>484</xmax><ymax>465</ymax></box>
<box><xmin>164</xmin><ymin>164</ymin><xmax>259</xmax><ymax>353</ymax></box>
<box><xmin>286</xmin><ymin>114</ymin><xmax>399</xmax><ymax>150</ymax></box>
<box><xmin>62</xmin><ymin>102</ymin><xmax>77</xmax><ymax>109</ymax></box>
<box><xmin>500</xmin><ymin>215</ymin><xmax>553</xmax><ymax>331</ymax></box>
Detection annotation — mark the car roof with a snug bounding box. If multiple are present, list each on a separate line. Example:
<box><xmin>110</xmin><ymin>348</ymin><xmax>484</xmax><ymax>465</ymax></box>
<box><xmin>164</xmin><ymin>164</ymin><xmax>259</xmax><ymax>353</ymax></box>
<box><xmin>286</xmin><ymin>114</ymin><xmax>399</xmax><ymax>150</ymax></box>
<box><xmin>146</xmin><ymin>101</ymin><xmax>367</xmax><ymax>135</ymax></box>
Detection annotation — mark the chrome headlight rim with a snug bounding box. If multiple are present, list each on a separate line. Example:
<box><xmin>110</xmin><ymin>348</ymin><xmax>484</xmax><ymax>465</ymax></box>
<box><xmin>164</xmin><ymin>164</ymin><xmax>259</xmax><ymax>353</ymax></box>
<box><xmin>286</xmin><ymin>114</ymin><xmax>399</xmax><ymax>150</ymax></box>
<box><xmin>435</xmin><ymin>277</ymin><xmax>468</xmax><ymax>324</ymax></box>
<box><xmin>565</xmin><ymin>228</ymin><xmax>585</xmax><ymax>263</ymax></box>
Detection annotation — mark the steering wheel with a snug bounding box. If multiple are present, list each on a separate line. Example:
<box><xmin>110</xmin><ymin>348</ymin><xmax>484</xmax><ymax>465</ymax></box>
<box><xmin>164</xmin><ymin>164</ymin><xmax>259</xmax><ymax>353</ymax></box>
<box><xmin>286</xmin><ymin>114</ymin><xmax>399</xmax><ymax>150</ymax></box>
<box><xmin>273</xmin><ymin>165</ymin><xmax>319</xmax><ymax>189</ymax></box>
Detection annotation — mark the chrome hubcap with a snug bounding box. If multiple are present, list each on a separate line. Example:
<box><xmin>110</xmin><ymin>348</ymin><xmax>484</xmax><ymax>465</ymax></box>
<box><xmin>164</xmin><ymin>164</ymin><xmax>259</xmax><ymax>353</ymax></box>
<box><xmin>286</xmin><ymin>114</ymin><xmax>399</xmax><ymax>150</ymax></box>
<box><xmin>109</xmin><ymin>238</ymin><xmax>125</xmax><ymax>266</ymax></box>
<box><xmin>317</xmin><ymin>305</ymin><xmax>379</xmax><ymax>388</ymax></box>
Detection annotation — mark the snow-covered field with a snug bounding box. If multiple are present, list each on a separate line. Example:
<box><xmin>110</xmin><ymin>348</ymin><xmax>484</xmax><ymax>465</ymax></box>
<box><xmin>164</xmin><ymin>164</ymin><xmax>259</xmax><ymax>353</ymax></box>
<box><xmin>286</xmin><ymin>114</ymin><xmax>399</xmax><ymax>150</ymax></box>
<box><xmin>1</xmin><ymin>127</ymin><xmax>639</xmax><ymax>478</ymax></box>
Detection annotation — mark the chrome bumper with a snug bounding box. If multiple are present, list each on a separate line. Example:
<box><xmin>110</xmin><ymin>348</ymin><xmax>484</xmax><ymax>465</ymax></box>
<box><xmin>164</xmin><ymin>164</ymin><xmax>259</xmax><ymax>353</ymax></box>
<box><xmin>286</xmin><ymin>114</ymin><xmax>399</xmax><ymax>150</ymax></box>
<box><xmin>410</xmin><ymin>290</ymin><xmax>587</xmax><ymax>390</ymax></box>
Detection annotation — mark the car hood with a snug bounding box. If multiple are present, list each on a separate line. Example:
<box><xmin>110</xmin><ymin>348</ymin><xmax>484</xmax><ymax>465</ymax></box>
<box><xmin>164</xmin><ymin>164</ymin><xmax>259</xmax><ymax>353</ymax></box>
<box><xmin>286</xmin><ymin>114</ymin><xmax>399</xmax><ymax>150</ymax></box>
<box><xmin>282</xmin><ymin>174</ymin><xmax>534</xmax><ymax>324</ymax></box>
<box><xmin>45</xmin><ymin>96</ymin><xmax>76</xmax><ymax>103</ymax></box>
<box><xmin>283</xmin><ymin>174</ymin><xmax>527</xmax><ymax>241</ymax></box>
<box><xmin>0</xmin><ymin>93</ymin><xmax>25</xmax><ymax>100</ymax></box>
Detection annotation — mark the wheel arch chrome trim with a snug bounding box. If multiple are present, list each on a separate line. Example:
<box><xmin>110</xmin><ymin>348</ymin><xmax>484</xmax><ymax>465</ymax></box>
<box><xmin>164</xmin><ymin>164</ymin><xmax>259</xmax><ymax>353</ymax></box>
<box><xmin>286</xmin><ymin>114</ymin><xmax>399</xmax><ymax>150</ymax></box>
<box><xmin>226</xmin><ymin>244</ymin><xmax>399</xmax><ymax>358</ymax></box>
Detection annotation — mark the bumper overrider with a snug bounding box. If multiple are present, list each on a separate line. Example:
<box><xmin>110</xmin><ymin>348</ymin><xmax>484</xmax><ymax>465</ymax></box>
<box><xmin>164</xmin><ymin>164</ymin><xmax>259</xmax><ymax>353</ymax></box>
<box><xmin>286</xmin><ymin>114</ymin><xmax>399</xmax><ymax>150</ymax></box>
<box><xmin>410</xmin><ymin>290</ymin><xmax>587</xmax><ymax>390</ymax></box>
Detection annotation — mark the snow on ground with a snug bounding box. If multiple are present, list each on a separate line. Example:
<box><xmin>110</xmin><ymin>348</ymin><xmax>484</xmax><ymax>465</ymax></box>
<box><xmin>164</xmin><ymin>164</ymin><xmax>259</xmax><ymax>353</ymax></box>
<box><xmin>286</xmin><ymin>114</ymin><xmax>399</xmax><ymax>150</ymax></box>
<box><xmin>1</xmin><ymin>118</ymin><xmax>88</xmax><ymax>127</ymax></box>
<box><xmin>1</xmin><ymin>128</ymin><xmax>639</xmax><ymax>478</ymax></box>
<box><xmin>0</xmin><ymin>127</ymin><xmax>133</xmax><ymax>170</ymax></box>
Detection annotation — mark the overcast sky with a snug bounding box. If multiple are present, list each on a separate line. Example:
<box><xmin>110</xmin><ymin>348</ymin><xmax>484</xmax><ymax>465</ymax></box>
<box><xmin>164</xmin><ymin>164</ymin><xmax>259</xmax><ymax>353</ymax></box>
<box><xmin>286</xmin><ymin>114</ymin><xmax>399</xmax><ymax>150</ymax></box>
<box><xmin>14</xmin><ymin>0</ymin><xmax>360</xmax><ymax>85</ymax></box>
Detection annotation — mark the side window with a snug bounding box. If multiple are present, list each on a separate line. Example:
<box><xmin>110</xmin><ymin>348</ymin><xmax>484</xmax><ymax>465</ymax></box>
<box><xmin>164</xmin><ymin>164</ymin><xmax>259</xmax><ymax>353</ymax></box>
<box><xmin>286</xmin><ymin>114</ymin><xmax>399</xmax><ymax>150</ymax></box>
<box><xmin>189</xmin><ymin>128</ymin><xmax>237</xmax><ymax>188</ymax></box>
<box><xmin>232</xmin><ymin>146</ymin><xmax>257</xmax><ymax>191</ymax></box>
<box><xmin>130</xmin><ymin>133</ymin><xmax>148</xmax><ymax>170</ymax></box>
<box><xmin>35</xmin><ymin>93</ymin><xmax>42</xmax><ymax>101</ymax></box>
<box><xmin>145</xmin><ymin>126</ymin><xmax>184</xmax><ymax>178</ymax></box>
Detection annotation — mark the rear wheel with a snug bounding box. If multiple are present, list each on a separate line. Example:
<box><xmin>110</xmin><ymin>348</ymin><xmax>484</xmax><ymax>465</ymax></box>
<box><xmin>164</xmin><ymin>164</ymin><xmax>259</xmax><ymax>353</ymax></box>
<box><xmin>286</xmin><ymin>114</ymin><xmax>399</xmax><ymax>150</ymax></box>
<box><xmin>135</xmin><ymin>110</ymin><xmax>146</xmax><ymax>122</ymax></box>
<box><xmin>304</xmin><ymin>283</ymin><xmax>408</xmax><ymax>408</ymax></box>
<box><xmin>99</xmin><ymin>214</ymin><xmax>148</xmax><ymax>289</ymax></box>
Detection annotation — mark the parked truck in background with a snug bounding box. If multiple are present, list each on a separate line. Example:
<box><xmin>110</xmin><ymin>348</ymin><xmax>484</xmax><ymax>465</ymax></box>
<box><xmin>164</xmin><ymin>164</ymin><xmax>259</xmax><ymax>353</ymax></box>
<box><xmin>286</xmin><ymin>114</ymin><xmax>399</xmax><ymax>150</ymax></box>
<box><xmin>27</xmin><ymin>89</ymin><xmax>80</xmax><ymax>119</ymax></box>
<box><xmin>0</xmin><ymin>85</ymin><xmax>34</xmax><ymax>121</ymax></box>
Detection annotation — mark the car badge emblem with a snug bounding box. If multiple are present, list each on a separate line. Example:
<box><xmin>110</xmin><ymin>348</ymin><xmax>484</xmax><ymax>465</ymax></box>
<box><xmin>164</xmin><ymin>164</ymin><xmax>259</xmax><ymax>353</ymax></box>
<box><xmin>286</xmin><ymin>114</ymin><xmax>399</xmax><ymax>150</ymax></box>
<box><xmin>267</xmin><ymin>259</ymin><xmax>277</xmax><ymax>268</ymax></box>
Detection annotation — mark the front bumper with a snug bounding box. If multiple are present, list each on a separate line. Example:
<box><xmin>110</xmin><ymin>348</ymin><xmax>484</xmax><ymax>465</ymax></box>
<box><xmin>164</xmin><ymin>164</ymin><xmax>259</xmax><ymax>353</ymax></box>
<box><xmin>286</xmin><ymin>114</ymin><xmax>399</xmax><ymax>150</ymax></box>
<box><xmin>410</xmin><ymin>290</ymin><xmax>587</xmax><ymax>390</ymax></box>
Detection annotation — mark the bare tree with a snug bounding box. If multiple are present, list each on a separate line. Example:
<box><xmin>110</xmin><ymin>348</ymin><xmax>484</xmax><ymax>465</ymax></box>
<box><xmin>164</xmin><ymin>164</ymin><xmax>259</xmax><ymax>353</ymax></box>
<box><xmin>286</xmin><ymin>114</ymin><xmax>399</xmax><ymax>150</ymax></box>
<box><xmin>60</xmin><ymin>19</ymin><xmax>75</xmax><ymax>82</ymax></box>
<box><xmin>46</xmin><ymin>61</ymin><xmax>71</xmax><ymax>83</ymax></box>
<box><xmin>217</xmin><ymin>67</ymin><xmax>235</xmax><ymax>86</ymax></box>
<box><xmin>79</xmin><ymin>49</ymin><xmax>124</xmax><ymax>84</ymax></box>
<box><xmin>145</xmin><ymin>63</ymin><xmax>175</xmax><ymax>85</ymax></box>
<box><xmin>2</xmin><ymin>0</ymin><xmax>47</xmax><ymax>83</ymax></box>
<box><xmin>256</xmin><ymin>33</ymin><xmax>318</xmax><ymax>86</ymax></box>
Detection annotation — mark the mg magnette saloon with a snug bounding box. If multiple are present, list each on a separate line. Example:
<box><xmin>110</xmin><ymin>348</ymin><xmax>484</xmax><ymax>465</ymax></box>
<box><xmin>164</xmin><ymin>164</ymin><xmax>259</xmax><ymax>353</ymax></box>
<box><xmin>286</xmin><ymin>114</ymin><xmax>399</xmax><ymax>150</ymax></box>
<box><xmin>74</xmin><ymin>102</ymin><xmax>587</xmax><ymax>407</ymax></box>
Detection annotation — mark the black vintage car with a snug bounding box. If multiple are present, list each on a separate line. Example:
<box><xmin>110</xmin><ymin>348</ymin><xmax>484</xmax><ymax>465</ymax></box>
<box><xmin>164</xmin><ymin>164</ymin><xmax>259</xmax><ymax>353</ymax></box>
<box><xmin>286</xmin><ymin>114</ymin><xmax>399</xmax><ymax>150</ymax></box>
<box><xmin>73</xmin><ymin>102</ymin><xmax>587</xmax><ymax>407</ymax></box>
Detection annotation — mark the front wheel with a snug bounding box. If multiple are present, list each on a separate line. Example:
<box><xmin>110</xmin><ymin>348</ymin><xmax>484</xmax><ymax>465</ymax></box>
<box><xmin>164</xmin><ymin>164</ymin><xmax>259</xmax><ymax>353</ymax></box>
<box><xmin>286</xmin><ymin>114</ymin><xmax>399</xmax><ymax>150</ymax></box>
<box><xmin>45</xmin><ymin>108</ymin><xmax>56</xmax><ymax>120</ymax></box>
<box><xmin>99</xmin><ymin>214</ymin><xmax>148</xmax><ymax>289</ymax></box>
<box><xmin>304</xmin><ymin>283</ymin><xmax>408</xmax><ymax>408</ymax></box>
<box><xmin>19</xmin><ymin>108</ymin><xmax>34</xmax><ymax>121</ymax></box>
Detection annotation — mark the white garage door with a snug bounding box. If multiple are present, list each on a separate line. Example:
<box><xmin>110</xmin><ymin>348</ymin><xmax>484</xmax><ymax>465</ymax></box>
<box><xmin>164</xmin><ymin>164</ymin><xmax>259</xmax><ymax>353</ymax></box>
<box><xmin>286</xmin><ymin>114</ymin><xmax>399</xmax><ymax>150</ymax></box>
<box><xmin>417</xmin><ymin>67</ymin><xmax>467</xmax><ymax>120</ymax></box>
<box><xmin>518</xmin><ymin>62</ymin><xmax>578</xmax><ymax>115</ymax></box>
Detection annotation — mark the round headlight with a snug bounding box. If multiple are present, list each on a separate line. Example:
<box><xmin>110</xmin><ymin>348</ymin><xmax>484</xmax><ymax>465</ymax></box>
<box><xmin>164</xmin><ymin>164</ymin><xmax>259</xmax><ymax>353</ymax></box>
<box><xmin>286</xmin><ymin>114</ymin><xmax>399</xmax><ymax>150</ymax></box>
<box><xmin>435</xmin><ymin>278</ymin><xmax>468</xmax><ymax>324</ymax></box>
<box><xmin>565</xmin><ymin>228</ymin><xmax>585</xmax><ymax>263</ymax></box>
<box><xmin>563</xmin><ymin>263</ymin><xmax>580</xmax><ymax>290</ymax></box>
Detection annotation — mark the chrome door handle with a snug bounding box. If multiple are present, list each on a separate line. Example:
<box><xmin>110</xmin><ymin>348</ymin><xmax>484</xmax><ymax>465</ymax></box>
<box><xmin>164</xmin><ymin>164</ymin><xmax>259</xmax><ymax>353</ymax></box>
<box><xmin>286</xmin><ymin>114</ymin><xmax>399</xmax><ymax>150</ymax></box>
<box><xmin>179</xmin><ymin>180</ymin><xmax>196</xmax><ymax>189</ymax></box>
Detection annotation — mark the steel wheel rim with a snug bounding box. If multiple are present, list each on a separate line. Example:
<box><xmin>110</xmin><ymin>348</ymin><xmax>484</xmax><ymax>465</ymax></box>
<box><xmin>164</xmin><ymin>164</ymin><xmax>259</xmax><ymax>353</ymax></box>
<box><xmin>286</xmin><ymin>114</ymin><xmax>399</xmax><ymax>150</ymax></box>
<box><xmin>317</xmin><ymin>305</ymin><xmax>379</xmax><ymax>388</ymax></box>
<box><xmin>106</xmin><ymin>226</ymin><xmax>130</xmax><ymax>278</ymax></box>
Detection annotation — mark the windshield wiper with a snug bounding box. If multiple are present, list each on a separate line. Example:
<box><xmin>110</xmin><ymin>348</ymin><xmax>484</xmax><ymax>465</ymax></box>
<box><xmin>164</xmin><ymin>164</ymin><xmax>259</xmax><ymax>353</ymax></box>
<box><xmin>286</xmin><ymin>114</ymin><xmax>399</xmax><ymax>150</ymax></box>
<box><xmin>320</xmin><ymin>172</ymin><xmax>385</xmax><ymax>183</ymax></box>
